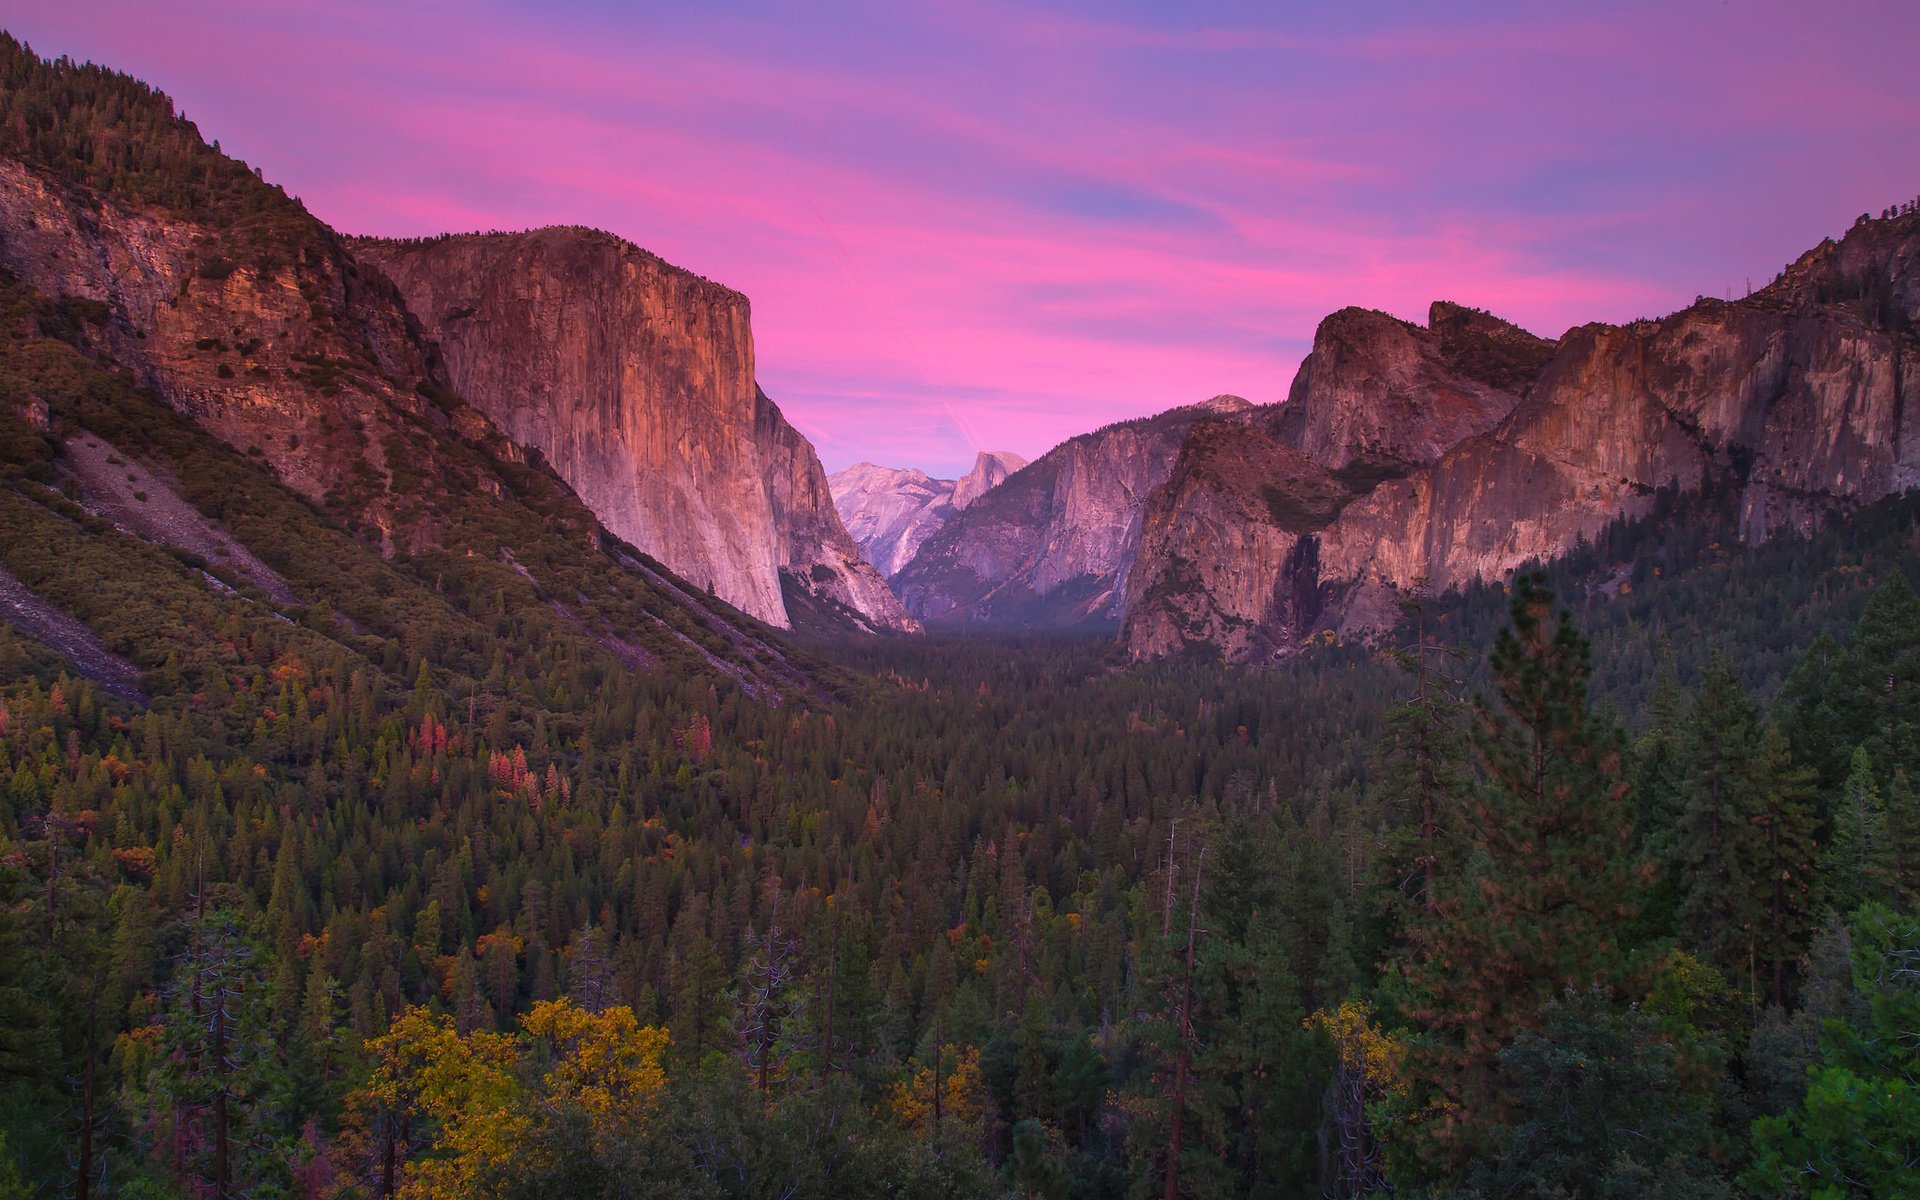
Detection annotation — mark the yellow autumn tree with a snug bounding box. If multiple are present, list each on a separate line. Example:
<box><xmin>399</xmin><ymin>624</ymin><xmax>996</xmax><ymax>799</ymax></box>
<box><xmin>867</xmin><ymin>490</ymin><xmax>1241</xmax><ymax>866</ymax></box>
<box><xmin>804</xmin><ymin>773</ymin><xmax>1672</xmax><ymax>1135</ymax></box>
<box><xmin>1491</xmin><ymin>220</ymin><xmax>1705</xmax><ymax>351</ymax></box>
<box><xmin>363</xmin><ymin>1007</ymin><xmax>525</xmax><ymax>1200</ymax></box>
<box><xmin>520</xmin><ymin>998</ymin><xmax>669</xmax><ymax>1119</ymax></box>
<box><xmin>888</xmin><ymin>1045</ymin><xmax>987</xmax><ymax>1134</ymax></box>
<box><xmin>1306</xmin><ymin>1000</ymin><xmax>1407</xmax><ymax>1197</ymax></box>
<box><xmin>356</xmin><ymin>1000</ymin><xmax>669</xmax><ymax>1200</ymax></box>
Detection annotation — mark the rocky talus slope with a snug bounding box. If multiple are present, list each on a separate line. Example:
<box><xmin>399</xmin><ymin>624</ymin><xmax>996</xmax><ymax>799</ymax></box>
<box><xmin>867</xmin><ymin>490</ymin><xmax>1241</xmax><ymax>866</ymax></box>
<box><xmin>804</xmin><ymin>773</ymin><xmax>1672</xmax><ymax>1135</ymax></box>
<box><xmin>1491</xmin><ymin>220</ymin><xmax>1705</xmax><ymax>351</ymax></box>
<box><xmin>1125</xmin><ymin>213</ymin><xmax>1920</xmax><ymax>660</ymax></box>
<box><xmin>891</xmin><ymin>397</ymin><xmax>1251</xmax><ymax>628</ymax></box>
<box><xmin>0</xmin><ymin>156</ymin><xmax>463</xmax><ymax>552</ymax></box>
<box><xmin>354</xmin><ymin>229</ymin><xmax>917</xmax><ymax>633</ymax></box>
<box><xmin>829</xmin><ymin>450</ymin><xmax>1027</xmax><ymax>578</ymax></box>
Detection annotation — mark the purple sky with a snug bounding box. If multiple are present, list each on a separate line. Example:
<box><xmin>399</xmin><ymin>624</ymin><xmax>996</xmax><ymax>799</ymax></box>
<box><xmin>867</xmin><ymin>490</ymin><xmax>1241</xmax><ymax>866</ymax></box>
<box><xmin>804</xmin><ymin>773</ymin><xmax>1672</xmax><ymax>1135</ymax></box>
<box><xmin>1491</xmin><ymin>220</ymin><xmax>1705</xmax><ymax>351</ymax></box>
<box><xmin>9</xmin><ymin>1</ymin><xmax>1919</xmax><ymax>476</ymax></box>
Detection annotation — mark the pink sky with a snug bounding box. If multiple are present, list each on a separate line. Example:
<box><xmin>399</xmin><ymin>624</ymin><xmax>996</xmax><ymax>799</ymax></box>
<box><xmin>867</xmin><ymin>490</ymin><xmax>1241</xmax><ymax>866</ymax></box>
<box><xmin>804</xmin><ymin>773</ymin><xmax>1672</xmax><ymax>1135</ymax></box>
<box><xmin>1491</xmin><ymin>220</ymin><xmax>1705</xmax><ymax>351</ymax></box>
<box><xmin>9</xmin><ymin>0</ymin><xmax>1919</xmax><ymax>476</ymax></box>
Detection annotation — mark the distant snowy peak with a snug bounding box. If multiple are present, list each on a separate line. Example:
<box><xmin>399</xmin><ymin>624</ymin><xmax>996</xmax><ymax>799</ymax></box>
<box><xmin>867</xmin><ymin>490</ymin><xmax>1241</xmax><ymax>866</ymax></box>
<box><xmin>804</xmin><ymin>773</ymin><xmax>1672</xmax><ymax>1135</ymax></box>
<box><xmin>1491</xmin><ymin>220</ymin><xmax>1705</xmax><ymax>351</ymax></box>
<box><xmin>830</xmin><ymin>450</ymin><xmax>1028</xmax><ymax>578</ymax></box>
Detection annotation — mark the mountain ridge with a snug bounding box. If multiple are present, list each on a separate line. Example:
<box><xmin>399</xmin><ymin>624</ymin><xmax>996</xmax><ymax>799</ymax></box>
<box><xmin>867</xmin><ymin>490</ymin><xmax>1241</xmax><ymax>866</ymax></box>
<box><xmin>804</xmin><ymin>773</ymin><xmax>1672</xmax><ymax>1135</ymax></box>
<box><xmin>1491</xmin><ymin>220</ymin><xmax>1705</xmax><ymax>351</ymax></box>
<box><xmin>350</xmin><ymin>227</ymin><xmax>917</xmax><ymax>634</ymax></box>
<box><xmin>1124</xmin><ymin>209</ymin><xmax>1920</xmax><ymax>660</ymax></box>
<box><xmin>0</xmin><ymin>34</ymin><xmax>852</xmax><ymax>702</ymax></box>
<box><xmin>829</xmin><ymin>448</ymin><xmax>1027</xmax><ymax>578</ymax></box>
<box><xmin>889</xmin><ymin>395</ymin><xmax>1252</xmax><ymax>629</ymax></box>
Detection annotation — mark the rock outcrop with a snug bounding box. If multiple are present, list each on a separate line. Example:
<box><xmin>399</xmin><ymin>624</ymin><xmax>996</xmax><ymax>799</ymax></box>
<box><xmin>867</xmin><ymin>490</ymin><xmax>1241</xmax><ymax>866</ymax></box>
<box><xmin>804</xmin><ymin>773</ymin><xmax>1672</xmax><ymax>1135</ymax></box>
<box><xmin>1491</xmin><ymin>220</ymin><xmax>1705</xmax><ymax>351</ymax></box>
<box><xmin>0</xmin><ymin>40</ymin><xmax>865</xmax><ymax>700</ymax></box>
<box><xmin>892</xmin><ymin>397</ymin><xmax>1250</xmax><ymax>628</ymax></box>
<box><xmin>1273</xmin><ymin>303</ymin><xmax>1545</xmax><ymax>476</ymax></box>
<box><xmin>829</xmin><ymin>450</ymin><xmax>1027</xmax><ymax>578</ymax></box>
<box><xmin>354</xmin><ymin>229</ymin><xmax>915</xmax><ymax>632</ymax></box>
<box><xmin>951</xmin><ymin>449</ymin><xmax>1027</xmax><ymax>511</ymax></box>
<box><xmin>0</xmin><ymin>156</ymin><xmax>454</xmax><ymax>549</ymax></box>
<box><xmin>1124</xmin><ymin>213</ymin><xmax>1920</xmax><ymax>660</ymax></box>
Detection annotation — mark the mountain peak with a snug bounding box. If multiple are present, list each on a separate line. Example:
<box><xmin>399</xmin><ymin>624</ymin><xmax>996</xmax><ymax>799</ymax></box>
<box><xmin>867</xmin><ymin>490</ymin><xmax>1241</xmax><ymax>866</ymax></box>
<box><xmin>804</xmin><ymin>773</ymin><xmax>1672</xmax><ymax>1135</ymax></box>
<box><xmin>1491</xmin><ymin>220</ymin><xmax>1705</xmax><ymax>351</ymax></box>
<box><xmin>353</xmin><ymin>228</ymin><xmax>913</xmax><ymax>632</ymax></box>
<box><xmin>1273</xmin><ymin>304</ymin><xmax>1525</xmax><ymax>474</ymax></box>
<box><xmin>1196</xmin><ymin>394</ymin><xmax>1253</xmax><ymax>413</ymax></box>
<box><xmin>954</xmin><ymin>449</ymin><xmax>1029</xmax><ymax>510</ymax></box>
<box><xmin>1126</xmin><ymin>210</ymin><xmax>1920</xmax><ymax>661</ymax></box>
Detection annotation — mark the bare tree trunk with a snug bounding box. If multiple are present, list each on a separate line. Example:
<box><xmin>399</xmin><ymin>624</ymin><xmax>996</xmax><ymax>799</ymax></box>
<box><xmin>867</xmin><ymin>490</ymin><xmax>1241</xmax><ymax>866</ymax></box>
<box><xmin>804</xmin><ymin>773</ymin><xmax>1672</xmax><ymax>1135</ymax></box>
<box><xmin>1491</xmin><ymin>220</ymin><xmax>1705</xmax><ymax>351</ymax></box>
<box><xmin>213</xmin><ymin>996</ymin><xmax>229</xmax><ymax>1200</ymax></box>
<box><xmin>1165</xmin><ymin>846</ymin><xmax>1205</xmax><ymax>1200</ymax></box>
<box><xmin>381</xmin><ymin>1110</ymin><xmax>396</xmax><ymax>1200</ymax></box>
<box><xmin>1161</xmin><ymin>823</ymin><xmax>1179</xmax><ymax>938</ymax></box>
<box><xmin>75</xmin><ymin>994</ymin><xmax>95</xmax><ymax>1200</ymax></box>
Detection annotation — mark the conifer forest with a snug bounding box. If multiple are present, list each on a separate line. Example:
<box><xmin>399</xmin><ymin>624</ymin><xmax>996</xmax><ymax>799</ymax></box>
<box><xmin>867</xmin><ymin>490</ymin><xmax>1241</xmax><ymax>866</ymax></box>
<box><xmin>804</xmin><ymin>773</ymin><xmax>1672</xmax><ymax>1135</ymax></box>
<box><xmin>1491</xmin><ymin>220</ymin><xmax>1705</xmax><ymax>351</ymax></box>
<box><xmin>3</xmin><ymin>24</ymin><xmax>1920</xmax><ymax>1200</ymax></box>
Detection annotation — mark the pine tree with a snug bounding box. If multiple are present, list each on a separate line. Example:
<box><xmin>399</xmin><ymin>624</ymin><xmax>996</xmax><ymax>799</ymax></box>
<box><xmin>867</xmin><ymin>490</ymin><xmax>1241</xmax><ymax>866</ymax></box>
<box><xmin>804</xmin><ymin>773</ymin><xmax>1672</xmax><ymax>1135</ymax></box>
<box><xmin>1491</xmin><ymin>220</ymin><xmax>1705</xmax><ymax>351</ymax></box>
<box><xmin>1196</xmin><ymin>811</ymin><xmax>1323</xmax><ymax>1196</ymax></box>
<box><xmin>1669</xmin><ymin>658</ymin><xmax>1767</xmax><ymax>980</ymax></box>
<box><xmin>1361</xmin><ymin>590</ymin><xmax>1469</xmax><ymax>961</ymax></box>
<box><xmin>1843</xmin><ymin>574</ymin><xmax>1920</xmax><ymax>778</ymax></box>
<box><xmin>565</xmin><ymin>926</ymin><xmax>614</xmax><ymax>1014</ymax></box>
<box><xmin>1886</xmin><ymin>769</ymin><xmax>1920</xmax><ymax>911</ymax></box>
<box><xmin>733</xmin><ymin>919</ymin><xmax>806</xmax><ymax>1096</ymax></box>
<box><xmin>1632</xmin><ymin>663</ymin><xmax>1691</xmax><ymax>839</ymax></box>
<box><xmin>1399</xmin><ymin>575</ymin><xmax>1648</xmax><ymax>1172</ymax></box>
<box><xmin>1823</xmin><ymin>746</ymin><xmax>1895</xmax><ymax>913</ymax></box>
<box><xmin>1749</xmin><ymin>727</ymin><xmax>1819</xmax><ymax>1005</ymax></box>
<box><xmin>134</xmin><ymin>907</ymin><xmax>289</xmax><ymax>1200</ymax></box>
<box><xmin>1773</xmin><ymin>633</ymin><xmax>1850</xmax><ymax>790</ymax></box>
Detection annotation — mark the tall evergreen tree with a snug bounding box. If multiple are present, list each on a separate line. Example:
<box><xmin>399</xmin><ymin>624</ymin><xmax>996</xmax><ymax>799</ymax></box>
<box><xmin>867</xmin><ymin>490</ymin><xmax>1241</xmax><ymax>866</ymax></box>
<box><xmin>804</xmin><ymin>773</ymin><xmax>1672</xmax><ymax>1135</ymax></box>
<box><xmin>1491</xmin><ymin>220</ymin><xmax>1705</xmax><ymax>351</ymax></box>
<box><xmin>1360</xmin><ymin>591</ymin><xmax>1469</xmax><ymax>964</ymax></box>
<box><xmin>1886</xmin><ymin>769</ymin><xmax>1920</xmax><ymax>911</ymax></box>
<box><xmin>1669</xmin><ymin>659</ymin><xmax>1765</xmax><ymax>975</ymax></box>
<box><xmin>1822</xmin><ymin>746</ymin><xmax>1895</xmax><ymax>913</ymax></box>
<box><xmin>1773</xmin><ymin>633</ymin><xmax>1851</xmax><ymax>792</ymax></box>
<box><xmin>1398</xmin><ymin>575</ymin><xmax>1648</xmax><ymax>1171</ymax></box>
<box><xmin>1749</xmin><ymin>727</ymin><xmax>1819</xmax><ymax>1005</ymax></box>
<box><xmin>1842</xmin><ymin>574</ymin><xmax>1920</xmax><ymax>778</ymax></box>
<box><xmin>1194</xmin><ymin>811</ymin><xmax>1325</xmax><ymax>1197</ymax></box>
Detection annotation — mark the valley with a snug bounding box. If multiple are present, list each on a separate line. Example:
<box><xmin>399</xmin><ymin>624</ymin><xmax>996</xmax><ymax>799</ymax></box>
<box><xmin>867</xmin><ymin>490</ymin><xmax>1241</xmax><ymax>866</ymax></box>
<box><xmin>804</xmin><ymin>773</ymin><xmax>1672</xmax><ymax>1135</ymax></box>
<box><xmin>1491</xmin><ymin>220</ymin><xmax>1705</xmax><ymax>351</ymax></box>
<box><xmin>1</xmin><ymin>27</ymin><xmax>1918</xmax><ymax>1200</ymax></box>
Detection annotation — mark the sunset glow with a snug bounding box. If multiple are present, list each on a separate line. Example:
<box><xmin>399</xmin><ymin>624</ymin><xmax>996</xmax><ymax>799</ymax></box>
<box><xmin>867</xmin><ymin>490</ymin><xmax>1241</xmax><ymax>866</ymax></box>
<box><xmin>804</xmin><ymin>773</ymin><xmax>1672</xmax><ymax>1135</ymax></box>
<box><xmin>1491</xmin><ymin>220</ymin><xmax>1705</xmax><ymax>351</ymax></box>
<box><xmin>12</xmin><ymin>0</ymin><xmax>1918</xmax><ymax>475</ymax></box>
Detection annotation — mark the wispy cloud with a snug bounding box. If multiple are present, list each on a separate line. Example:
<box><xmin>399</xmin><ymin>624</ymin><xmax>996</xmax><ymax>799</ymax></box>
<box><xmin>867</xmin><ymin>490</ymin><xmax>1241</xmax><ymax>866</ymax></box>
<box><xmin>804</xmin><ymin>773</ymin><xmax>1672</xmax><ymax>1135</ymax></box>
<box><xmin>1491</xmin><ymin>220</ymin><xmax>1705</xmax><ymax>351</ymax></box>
<box><xmin>10</xmin><ymin>0</ymin><xmax>1917</xmax><ymax>475</ymax></box>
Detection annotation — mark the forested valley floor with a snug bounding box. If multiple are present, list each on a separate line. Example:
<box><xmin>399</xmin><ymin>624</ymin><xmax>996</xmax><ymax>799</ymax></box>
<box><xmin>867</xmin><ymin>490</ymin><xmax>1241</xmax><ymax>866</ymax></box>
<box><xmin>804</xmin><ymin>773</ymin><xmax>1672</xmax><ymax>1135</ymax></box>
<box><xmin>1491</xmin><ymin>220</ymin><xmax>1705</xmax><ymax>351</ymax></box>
<box><xmin>5</xmin><ymin>460</ymin><xmax>1920</xmax><ymax>1198</ymax></box>
<box><xmin>3</xmin><ymin>31</ymin><xmax>1919</xmax><ymax>1199</ymax></box>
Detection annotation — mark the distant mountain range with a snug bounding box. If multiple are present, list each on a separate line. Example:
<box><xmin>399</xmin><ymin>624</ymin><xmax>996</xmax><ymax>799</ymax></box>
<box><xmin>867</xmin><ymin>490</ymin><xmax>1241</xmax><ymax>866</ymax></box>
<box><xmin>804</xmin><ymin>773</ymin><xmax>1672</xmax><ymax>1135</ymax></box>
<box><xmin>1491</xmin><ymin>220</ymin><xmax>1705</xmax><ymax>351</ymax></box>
<box><xmin>829</xmin><ymin>450</ymin><xmax>1026</xmax><ymax>578</ymax></box>
<box><xmin>884</xmin><ymin>396</ymin><xmax>1252</xmax><ymax>629</ymax></box>
<box><xmin>831</xmin><ymin>215</ymin><xmax>1920</xmax><ymax>660</ymax></box>
<box><xmin>2</xmin><ymin>31</ymin><xmax>1915</xmax><ymax>680</ymax></box>
<box><xmin>1123</xmin><ymin>216</ymin><xmax>1920</xmax><ymax>660</ymax></box>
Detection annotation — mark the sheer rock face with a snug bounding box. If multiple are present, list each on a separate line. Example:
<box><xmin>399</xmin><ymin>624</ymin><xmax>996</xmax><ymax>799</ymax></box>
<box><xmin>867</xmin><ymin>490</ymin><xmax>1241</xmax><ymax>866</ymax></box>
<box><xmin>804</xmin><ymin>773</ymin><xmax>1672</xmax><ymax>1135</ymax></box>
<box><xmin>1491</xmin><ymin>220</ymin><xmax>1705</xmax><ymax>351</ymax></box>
<box><xmin>1273</xmin><ymin>304</ymin><xmax>1536</xmax><ymax>475</ymax></box>
<box><xmin>1125</xmin><ymin>214</ymin><xmax>1920</xmax><ymax>661</ymax></box>
<box><xmin>951</xmin><ymin>449</ymin><xmax>1027</xmax><ymax>511</ymax></box>
<box><xmin>0</xmin><ymin>158</ymin><xmax>494</xmax><ymax>552</ymax></box>
<box><xmin>354</xmin><ymin>228</ymin><xmax>916</xmax><ymax>632</ymax></box>
<box><xmin>829</xmin><ymin>450</ymin><xmax>1027</xmax><ymax>578</ymax></box>
<box><xmin>892</xmin><ymin>397</ymin><xmax>1251</xmax><ymax>629</ymax></box>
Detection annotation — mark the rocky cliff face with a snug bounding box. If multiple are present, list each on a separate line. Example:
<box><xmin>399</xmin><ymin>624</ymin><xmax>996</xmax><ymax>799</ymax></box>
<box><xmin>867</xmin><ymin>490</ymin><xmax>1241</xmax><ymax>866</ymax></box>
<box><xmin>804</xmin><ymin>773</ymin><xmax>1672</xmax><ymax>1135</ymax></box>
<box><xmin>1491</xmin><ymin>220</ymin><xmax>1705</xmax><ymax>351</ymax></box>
<box><xmin>1125</xmin><ymin>213</ymin><xmax>1920</xmax><ymax>661</ymax></box>
<box><xmin>951</xmin><ymin>449</ymin><xmax>1026</xmax><ymax>511</ymax></box>
<box><xmin>0</xmin><ymin>42</ymin><xmax>856</xmax><ymax>700</ymax></box>
<box><xmin>829</xmin><ymin>449</ymin><xmax>1027</xmax><ymax>578</ymax></box>
<box><xmin>0</xmin><ymin>156</ymin><xmax>508</xmax><ymax>553</ymax></box>
<box><xmin>1273</xmin><ymin>303</ymin><xmax>1546</xmax><ymax>475</ymax></box>
<box><xmin>892</xmin><ymin>397</ymin><xmax>1250</xmax><ymax>628</ymax></box>
<box><xmin>353</xmin><ymin>229</ymin><xmax>915</xmax><ymax>633</ymax></box>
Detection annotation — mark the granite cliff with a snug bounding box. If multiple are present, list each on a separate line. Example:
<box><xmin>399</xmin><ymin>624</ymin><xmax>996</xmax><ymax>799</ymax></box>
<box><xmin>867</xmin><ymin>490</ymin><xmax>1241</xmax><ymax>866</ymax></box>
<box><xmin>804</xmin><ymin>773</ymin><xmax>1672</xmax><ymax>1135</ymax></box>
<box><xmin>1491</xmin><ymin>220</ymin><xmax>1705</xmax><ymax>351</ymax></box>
<box><xmin>1125</xmin><ymin>212</ymin><xmax>1920</xmax><ymax>660</ymax></box>
<box><xmin>353</xmin><ymin>229</ymin><xmax>916</xmax><ymax>633</ymax></box>
<box><xmin>0</xmin><ymin>39</ymin><xmax>853</xmax><ymax>699</ymax></box>
<box><xmin>0</xmin><ymin>154</ymin><xmax>508</xmax><ymax>556</ymax></box>
<box><xmin>892</xmin><ymin>397</ymin><xmax>1250</xmax><ymax>628</ymax></box>
<box><xmin>829</xmin><ymin>449</ymin><xmax>1027</xmax><ymax>578</ymax></box>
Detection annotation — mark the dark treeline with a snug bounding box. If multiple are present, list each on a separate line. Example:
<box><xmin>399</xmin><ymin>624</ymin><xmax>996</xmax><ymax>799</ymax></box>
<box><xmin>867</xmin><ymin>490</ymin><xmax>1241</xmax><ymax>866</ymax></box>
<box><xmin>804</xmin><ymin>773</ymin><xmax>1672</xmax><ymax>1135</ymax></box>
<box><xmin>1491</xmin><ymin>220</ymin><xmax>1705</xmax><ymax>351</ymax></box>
<box><xmin>3</xmin><ymin>469</ymin><xmax>1920</xmax><ymax>1198</ymax></box>
<box><xmin>4</xmin><ymin>26</ymin><xmax>1920</xmax><ymax>1199</ymax></box>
